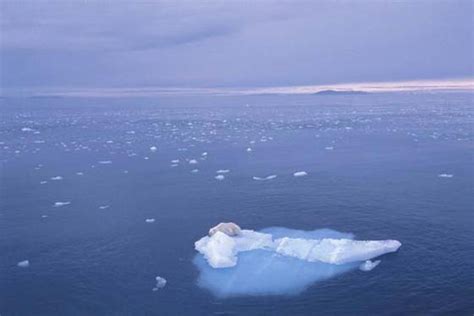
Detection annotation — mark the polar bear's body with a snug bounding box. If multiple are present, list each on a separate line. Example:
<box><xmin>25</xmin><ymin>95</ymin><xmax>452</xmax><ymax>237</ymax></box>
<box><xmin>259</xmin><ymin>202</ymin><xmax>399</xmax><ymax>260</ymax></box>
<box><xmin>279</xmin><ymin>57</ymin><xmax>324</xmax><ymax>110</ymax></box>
<box><xmin>209</xmin><ymin>222</ymin><xmax>241</xmax><ymax>237</ymax></box>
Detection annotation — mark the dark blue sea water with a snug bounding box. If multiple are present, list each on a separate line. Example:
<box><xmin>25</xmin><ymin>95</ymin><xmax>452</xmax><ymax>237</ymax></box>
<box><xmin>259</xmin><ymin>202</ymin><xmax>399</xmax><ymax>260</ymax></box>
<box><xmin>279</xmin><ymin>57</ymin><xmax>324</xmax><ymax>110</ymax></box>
<box><xmin>1</xmin><ymin>93</ymin><xmax>473</xmax><ymax>315</ymax></box>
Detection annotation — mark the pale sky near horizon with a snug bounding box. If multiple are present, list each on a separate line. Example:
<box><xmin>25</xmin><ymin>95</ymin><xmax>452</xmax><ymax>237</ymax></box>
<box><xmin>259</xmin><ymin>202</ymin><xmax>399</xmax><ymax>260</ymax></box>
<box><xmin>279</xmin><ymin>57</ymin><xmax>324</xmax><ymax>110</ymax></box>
<box><xmin>1</xmin><ymin>0</ymin><xmax>473</xmax><ymax>94</ymax></box>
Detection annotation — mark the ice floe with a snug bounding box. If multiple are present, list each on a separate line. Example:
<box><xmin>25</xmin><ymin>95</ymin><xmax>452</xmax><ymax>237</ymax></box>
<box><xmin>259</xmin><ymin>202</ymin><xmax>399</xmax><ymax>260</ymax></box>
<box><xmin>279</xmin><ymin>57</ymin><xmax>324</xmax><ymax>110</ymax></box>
<box><xmin>99</xmin><ymin>205</ymin><xmax>110</xmax><ymax>210</ymax></box>
<box><xmin>293</xmin><ymin>171</ymin><xmax>308</xmax><ymax>177</ymax></box>
<box><xmin>145</xmin><ymin>218</ymin><xmax>155</xmax><ymax>223</ymax></box>
<box><xmin>98</xmin><ymin>160</ymin><xmax>112</xmax><ymax>164</ymax></box>
<box><xmin>253</xmin><ymin>175</ymin><xmax>277</xmax><ymax>181</ymax></box>
<box><xmin>17</xmin><ymin>260</ymin><xmax>30</xmax><ymax>268</ymax></box>
<box><xmin>54</xmin><ymin>201</ymin><xmax>71</xmax><ymax>207</ymax></box>
<box><xmin>152</xmin><ymin>276</ymin><xmax>167</xmax><ymax>291</ymax></box>
<box><xmin>216</xmin><ymin>169</ymin><xmax>230</xmax><ymax>174</ymax></box>
<box><xmin>189</xmin><ymin>159</ymin><xmax>198</xmax><ymax>164</ymax></box>
<box><xmin>215</xmin><ymin>175</ymin><xmax>225</xmax><ymax>180</ymax></box>
<box><xmin>438</xmin><ymin>173</ymin><xmax>454</xmax><ymax>178</ymax></box>
<box><xmin>50</xmin><ymin>176</ymin><xmax>63</xmax><ymax>181</ymax></box>
<box><xmin>150</xmin><ymin>146</ymin><xmax>157</xmax><ymax>152</ymax></box>
<box><xmin>194</xmin><ymin>225</ymin><xmax>401</xmax><ymax>296</ymax></box>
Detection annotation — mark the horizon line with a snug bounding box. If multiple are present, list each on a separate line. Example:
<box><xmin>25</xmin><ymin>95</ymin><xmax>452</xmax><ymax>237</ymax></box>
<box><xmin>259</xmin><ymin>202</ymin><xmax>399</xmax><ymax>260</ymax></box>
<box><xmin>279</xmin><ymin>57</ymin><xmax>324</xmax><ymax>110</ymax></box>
<box><xmin>2</xmin><ymin>78</ymin><xmax>473</xmax><ymax>98</ymax></box>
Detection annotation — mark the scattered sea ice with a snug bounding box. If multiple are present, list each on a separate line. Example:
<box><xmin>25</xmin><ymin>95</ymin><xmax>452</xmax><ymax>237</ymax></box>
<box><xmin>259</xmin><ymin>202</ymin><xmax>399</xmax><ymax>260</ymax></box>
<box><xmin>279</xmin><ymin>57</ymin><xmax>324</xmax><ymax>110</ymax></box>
<box><xmin>50</xmin><ymin>176</ymin><xmax>63</xmax><ymax>181</ymax></box>
<box><xmin>246</xmin><ymin>147</ymin><xmax>253</xmax><ymax>152</ymax></box>
<box><xmin>152</xmin><ymin>276</ymin><xmax>167</xmax><ymax>291</ymax></box>
<box><xmin>215</xmin><ymin>175</ymin><xmax>225</xmax><ymax>180</ymax></box>
<box><xmin>171</xmin><ymin>159</ymin><xmax>180</xmax><ymax>164</ymax></box>
<box><xmin>293</xmin><ymin>171</ymin><xmax>308</xmax><ymax>177</ymax></box>
<box><xmin>359</xmin><ymin>260</ymin><xmax>381</xmax><ymax>271</ymax></box>
<box><xmin>21</xmin><ymin>127</ymin><xmax>34</xmax><ymax>132</ymax></box>
<box><xmin>145</xmin><ymin>218</ymin><xmax>155</xmax><ymax>223</ymax></box>
<box><xmin>438</xmin><ymin>173</ymin><xmax>454</xmax><ymax>178</ymax></box>
<box><xmin>76</xmin><ymin>172</ymin><xmax>84</xmax><ymax>176</ymax></box>
<box><xmin>17</xmin><ymin>260</ymin><xmax>30</xmax><ymax>268</ymax></box>
<box><xmin>189</xmin><ymin>159</ymin><xmax>198</xmax><ymax>164</ymax></box>
<box><xmin>98</xmin><ymin>160</ymin><xmax>112</xmax><ymax>164</ymax></box>
<box><xmin>325</xmin><ymin>146</ymin><xmax>334</xmax><ymax>150</ymax></box>
<box><xmin>99</xmin><ymin>205</ymin><xmax>110</xmax><ymax>210</ymax></box>
<box><xmin>191</xmin><ymin>169</ymin><xmax>199</xmax><ymax>173</ymax></box>
<box><xmin>40</xmin><ymin>181</ymin><xmax>48</xmax><ymax>184</ymax></box>
<box><xmin>150</xmin><ymin>146</ymin><xmax>157</xmax><ymax>152</ymax></box>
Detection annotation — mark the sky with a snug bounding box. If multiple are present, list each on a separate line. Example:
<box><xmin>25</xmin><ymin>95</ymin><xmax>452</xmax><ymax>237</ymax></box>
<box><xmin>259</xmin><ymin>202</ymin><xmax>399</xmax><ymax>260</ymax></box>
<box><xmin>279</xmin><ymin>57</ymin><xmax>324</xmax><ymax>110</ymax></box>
<box><xmin>0</xmin><ymin>0</ymin><xmax>473</xmax><ymax>95</ymax></box>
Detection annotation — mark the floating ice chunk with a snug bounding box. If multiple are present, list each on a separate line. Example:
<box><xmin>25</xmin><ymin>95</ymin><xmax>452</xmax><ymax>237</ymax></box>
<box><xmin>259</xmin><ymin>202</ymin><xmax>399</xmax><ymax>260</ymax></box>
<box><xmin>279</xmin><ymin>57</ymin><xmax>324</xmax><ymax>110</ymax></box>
<box><xmin>359</xmin><ymin>260</ymin><xmax>381</xmax><ymax>271</ymax></box>
<box><xmin>191</xmin><ymin>169</ymin><xmax>199</xmax><ymax>173</ymax></box>
<box><xmin>215</xmin><ymin>175</ymin><xmax>225</xmax><ymax>180</ymax></box>
<box><xmin>99</xmin><ymin>205</ymin><xmax>110</xmax><ymax>210</ymax></box>
<box><xmin>50</xmin><ymin>176</ymin><xmax>63</xmax><ymax>181</ymax></box>
<box><xmin>17</xmin><ymin>260</ymin><xmax>30</xmax><ymax>268</ymax></box>
<box><xmin>438</xmin><ymin>173</ymin><xmax>454</xmax><ymax>178</ymax></box>
<box><xmin>152</xmin><ymin>276</ymin><xmax>167</xmax><ymax>291</ymax></box>
<box><xmin>150</xmin><ymin>146</ymin><xmax>157</xmax><ymax>152</ymax></box>
<box><xmin>40</xmin><ymin>181</ymin><xmax>48</xmax><ymax>184</ymax></box>
<box><xmin>325</xmin><ymin>146</ymin><xmax>334</xmax><ymax>150</ymax></box>
<box><xmin>201</xmin><ymin>152</ymin><xmax>208</xmax><ymax>157</ymax></box>
<box><xmin>171</xmin><ymin>159</ymin><xmax>180</xmax><ymax>164</ymax></box>
<box><xmin>194</xmin><ymin>226</ymin><xmax>402</xmax><ymax>297</ymax></box>
<box><xmin>171</xmin><ymin>164</ymin><xmax>178</xmax><ymax>168</ymax></box>
<box><xmin>21</xmin><ymin>127</ymin><xmax>34</xmax><ymax>132</ymax></box>
<box><xmin>76</xmin><ymin>172</ymin><xmax>84</xmax><ymax>176</ymax></box>
<box><xmin>145</xmin><ymin>218</ymin><xmax>155</xmax><ymax>223</ymax></box>
<box><xmin>216</xmin><ymin>169</ymin><xmax>230</xmax><ymax>174</ymax></box>
<box><xmin>98</xmin><ymin>160</ymin><xmax>112</xmax><ymax>164</ymax></box>
<box><xmin>253</xmin><ymin>175</ymin><xmax>277</xmax><ymax>181</ymax></box>
<box><xmin>293</xmin><ymin>171</ymin><xmax>308</xmax><ymax>177</ymax></box>
<box><xmin>54</xmin><ymin>201</ymin><xmax>71</xmax><ymax>207</ymax></box>
<box><xmin>189</xmin><ymin>159</ymin><xmax>198</xmax><ymax>164</ymax></box>
<box><xmin>246</xmin><ymin>147</ymin><xmax>253</xmax><ymax>152</ymax></box>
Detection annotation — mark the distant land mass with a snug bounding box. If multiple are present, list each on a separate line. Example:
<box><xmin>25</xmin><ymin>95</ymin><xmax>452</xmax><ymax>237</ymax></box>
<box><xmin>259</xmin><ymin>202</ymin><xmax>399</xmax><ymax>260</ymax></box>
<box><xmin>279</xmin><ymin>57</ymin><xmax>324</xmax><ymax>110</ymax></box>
<box><xmin>313</xmin><ymin>90</ymin><xmax>369</xmax><ymax>95</ymax></box>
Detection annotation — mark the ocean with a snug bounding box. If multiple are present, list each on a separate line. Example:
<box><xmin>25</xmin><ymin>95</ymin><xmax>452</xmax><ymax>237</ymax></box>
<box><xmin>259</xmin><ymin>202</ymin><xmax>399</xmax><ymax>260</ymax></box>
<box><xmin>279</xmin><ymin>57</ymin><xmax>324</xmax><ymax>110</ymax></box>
<box><xmin>1</xmin><ymin>93</ymin><xmax>473</xmax><ymax>315</ymax></box>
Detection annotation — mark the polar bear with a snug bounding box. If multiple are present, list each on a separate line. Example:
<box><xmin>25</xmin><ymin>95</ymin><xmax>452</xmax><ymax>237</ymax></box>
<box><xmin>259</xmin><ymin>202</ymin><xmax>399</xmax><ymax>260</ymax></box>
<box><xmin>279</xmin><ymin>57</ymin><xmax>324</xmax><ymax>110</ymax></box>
<box><xmin>209</xmin><ymin>222</ymin><xmax>242</xmax><ymax>237</ymax></box>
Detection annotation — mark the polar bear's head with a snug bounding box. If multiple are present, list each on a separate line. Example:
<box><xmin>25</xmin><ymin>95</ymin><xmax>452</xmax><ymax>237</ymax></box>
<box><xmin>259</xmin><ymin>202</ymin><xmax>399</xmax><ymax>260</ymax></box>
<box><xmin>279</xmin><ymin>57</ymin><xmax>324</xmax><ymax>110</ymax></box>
<box><xmin>209</xmin><ymin>222</ymin><xmax>242</xmax><ymax>237</ymax></box>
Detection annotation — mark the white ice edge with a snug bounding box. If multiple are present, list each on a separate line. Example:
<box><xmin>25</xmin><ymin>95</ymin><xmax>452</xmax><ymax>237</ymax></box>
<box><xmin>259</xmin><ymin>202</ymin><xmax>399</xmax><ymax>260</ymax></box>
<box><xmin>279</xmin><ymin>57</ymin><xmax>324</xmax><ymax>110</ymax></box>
<box><xmin>195</xmin><ymin>230</ymin><xmax>401</xmax><ymax>269</ymax></box>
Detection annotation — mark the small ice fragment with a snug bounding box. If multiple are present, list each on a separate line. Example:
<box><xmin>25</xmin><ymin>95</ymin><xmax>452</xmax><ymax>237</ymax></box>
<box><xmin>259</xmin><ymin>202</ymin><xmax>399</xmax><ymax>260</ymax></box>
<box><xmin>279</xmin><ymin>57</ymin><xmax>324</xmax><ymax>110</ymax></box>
<box><xmin>202</xmin><ymin>152</ymin><xmax>208</xmax><ymax>157</ymax></box>
<box><xmin>191</xmin><ymin>169</ymin><xmax>199</xmax><ymax>173</ymax></box>
<box><xmin>246</xmin><ymin>147</ymin><xmax>253</xmax><ymax>152</ymax></box>
<box><xmin>99</xmin><ymin>205</ymin><xmax>110</xmax><ymax>210</ymax></box>
<box><xmin>76</xmin><ymin>172</ymin><xmax>84</xmax><ymax>176</ymax></box>
<box><xmin>98</xmin><ymin>160</ymin><xmax>112</xmax><ymax>164</ymax></box>
<box><xmin>438</xmin><ymin>173</ymin><xmax>454</xmax><ymax>178</ymax></box>
<box><xmin>41</xmin><ymin>215</ymin><xmax>48</xmax><ymax>218</ymax></box>
<box><xmin>215</xmin><ymin>175</ymin><xmax>225</xmax><ymax>180</ymax></box>
<box><xmin>152</xmin><ymin>276</ymin><xmax>167</xmax><ymax>291</ymax></box>
<box><xmin>171</xmin><ymin>159</ymin><xmax>180</xmax><ymax>164</ymax></box>
<box><xmin>40</xmin><ymin>181</ymin><xmax>48</xmax><ymax>184</ymax></box>
<box><xmin>50</xmin><ymin>176</ymin><xmax>63</xmax><ymax>181</ymax></box>
<box><xmin>106</xmin><ymin>140</ymin><xmax>114</xmax><ymax>144</ymax></box>
<box><xmin>123</xmin><ymin>170</ymin><xmax>129</xmax><ymax>174</ymax></box>
<box><xmin>17</xmin><ymin>260</ymin><xmax>30</xmax><ymax>268</ymax></box>
<box><xmin>293</xmin><ymin>171</ymin><xmax>308</xmax><ymax>177</ymax></box>
<box><xmin>150</xmin><ymin>146</ymin><xmax>157</xmax><ymax>152</ymax></box>
<box><xmin>325</xmin><ymin>146</ymin><xmax>334</xmax><ymax>150</ymax></box>
<box><xmin>145</xmin><ymin>218</ymin><xmax>155</xmax><ymax>223</ymax></box>
<box><xmin>253</xmin><ymin>175</ymin><xmax>277</xmax><ymax>181</ymax></box>
<box><xmin>21</xmin><ymin>127</ymin><xmax>34</xmax><ymax>132</ymax></box>
<box><xmin>54</xmin><ymin>201</ymin><xmax>71</xmax><ymax>207</ymax></box>
<box><xmin>359</xmin><ymin>260</ymin><xmax>381</xmax><ymax>271</ymax></box>
<box><xmin>216</xmin><ymin>169</ymin><xmax>230</xmax><ymax>174</ymax></box>
<box><xmin>189</xmin><ymin>159</ymin><xmax>198</xmax><ymax>164</ymax></box>
<box><xmin>171</xmin><ymin>164</ymin><xmax>178</xmax><ymax>167</ymax></box>
<box><xmin>144</xmin><ymin>157</ymin><xmax>149</xmax><ymax>160</ymax></box>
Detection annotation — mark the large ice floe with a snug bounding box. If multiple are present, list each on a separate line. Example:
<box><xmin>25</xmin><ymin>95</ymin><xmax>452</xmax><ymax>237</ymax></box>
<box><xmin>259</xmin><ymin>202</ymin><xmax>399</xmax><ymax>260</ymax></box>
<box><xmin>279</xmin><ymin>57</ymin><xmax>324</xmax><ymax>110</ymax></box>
<box><xmin>194</xmin><ymin>223</ymin><xmax>401</xmax><ymax>297</ymax></box>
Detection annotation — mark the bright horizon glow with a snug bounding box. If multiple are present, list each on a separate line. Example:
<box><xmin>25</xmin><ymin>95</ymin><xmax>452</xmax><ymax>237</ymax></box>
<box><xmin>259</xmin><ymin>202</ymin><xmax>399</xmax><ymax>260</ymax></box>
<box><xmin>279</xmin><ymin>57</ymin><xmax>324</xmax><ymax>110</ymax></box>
<box><xmin>7</xmin><ymin>78</ymin><xmax>473</xmax><ymax>98</ymax></box>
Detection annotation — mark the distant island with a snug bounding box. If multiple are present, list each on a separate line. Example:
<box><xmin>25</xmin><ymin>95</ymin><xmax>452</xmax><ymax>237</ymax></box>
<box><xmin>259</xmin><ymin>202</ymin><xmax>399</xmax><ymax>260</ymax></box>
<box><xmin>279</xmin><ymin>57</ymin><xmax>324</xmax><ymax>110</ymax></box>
<box><xmin>313</xmin><ymin>89</ymin><xmax>369</xmax><ymax>95</ymax></box>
